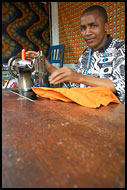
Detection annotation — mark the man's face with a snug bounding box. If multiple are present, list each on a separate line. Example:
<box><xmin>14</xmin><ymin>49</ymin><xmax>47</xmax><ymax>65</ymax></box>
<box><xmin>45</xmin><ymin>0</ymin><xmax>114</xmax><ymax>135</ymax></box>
<box><xmin>80</xmin><ymin>11</ymin><xmax>108</xmax><ymax>50</ymax></box>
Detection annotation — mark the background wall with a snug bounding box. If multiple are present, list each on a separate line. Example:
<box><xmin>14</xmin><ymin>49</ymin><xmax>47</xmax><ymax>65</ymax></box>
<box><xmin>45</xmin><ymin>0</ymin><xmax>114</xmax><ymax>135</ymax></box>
<box><xmin>2</xmin><ymin>2</ymin><xmax>50</xmax><ymax>65</ymax></box>
<box><xmin>58</xmin><ymin>2</ymin><xmax>125</xmax><ymax>64</ymax></box>
<box><xmin>2</xmin><ymin>2</ymin><xmax>125</xmax><ymax>67</ymax></box>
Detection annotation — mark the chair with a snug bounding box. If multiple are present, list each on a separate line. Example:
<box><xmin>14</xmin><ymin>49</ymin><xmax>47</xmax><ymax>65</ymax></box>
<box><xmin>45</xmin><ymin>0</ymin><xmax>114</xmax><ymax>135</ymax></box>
<box><xmin>48</xmin><ymin>44</ymin><xmax>65</xmax><ymax>68</ymax></box>
<box><xmin>46</xmin><ymin>44</ymin><xmax>65</xmax><ymax>88</ymax></box>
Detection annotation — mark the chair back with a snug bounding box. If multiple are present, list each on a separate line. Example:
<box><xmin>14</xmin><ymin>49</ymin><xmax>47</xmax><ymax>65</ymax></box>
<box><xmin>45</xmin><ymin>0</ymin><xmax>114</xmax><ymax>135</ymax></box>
<box><xmin>48</xmin><ymin>45</ymin><xmax>65</xmax><ymax>68</ymax></box>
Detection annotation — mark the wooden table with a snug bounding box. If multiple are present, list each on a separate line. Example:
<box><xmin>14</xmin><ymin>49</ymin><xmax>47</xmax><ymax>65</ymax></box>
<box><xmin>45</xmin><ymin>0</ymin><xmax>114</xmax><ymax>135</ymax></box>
<box><xmin>2</xmin><ymin>89</ymin><xmax>125</xmax><ymax>188</ymax></box>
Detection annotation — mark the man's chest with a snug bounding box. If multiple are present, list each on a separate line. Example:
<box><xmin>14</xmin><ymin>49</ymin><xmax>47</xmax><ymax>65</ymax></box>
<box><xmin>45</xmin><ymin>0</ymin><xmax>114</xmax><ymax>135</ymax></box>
<box><xmin>80</xmin><ymin>49</ymin><xmax>117</xmax><ymax>78</ymax></box>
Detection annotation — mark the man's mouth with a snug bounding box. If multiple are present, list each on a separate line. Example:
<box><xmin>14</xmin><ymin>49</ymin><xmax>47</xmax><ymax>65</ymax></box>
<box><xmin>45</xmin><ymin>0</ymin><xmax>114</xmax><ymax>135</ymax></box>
<box><xmin>85</xmin><ymin>38</ymin><xmax>95</xmax><ymax>43</ymax></box>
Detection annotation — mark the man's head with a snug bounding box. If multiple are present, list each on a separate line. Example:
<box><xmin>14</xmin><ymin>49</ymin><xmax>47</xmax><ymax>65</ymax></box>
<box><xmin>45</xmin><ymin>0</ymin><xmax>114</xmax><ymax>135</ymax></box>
<box><xmin>80</xmin><ymin>5</ymin><xmax>108</xmax><ymax>50</ymax></box>
<box><xmin>81</xmin><ymin>5</ymin><xmax>108</xmax><ymax>23</ymax></box>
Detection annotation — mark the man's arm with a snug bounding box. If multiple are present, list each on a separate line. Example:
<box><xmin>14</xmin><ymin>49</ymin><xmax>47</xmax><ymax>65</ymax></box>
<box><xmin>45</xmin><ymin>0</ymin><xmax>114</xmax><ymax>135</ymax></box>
<box><xmin>48</xmin><ymin>66</ymin><xmax>117</xmax><ymax>93</ymax></box>
<box><xmin>79</xmin><ymin>74</ymin><xmax>116</xmax><ymax>93</ymax></box>
<box><xmin>45</xmin><ymin>58</ymin><xmax>57</xmax><ymax>73</ymax></box>
<box><xmin>26</xmin><ymin>51</ymin><xmax>57</xmax><ymax>73</ymax></box>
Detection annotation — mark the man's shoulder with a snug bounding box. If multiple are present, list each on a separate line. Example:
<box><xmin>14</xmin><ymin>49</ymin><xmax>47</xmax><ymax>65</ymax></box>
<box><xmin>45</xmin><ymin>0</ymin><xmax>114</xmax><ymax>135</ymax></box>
<box><xmin>111</xmin><ymin>38</ymin><xmax>125</xmax><ymax>49</ymax></box>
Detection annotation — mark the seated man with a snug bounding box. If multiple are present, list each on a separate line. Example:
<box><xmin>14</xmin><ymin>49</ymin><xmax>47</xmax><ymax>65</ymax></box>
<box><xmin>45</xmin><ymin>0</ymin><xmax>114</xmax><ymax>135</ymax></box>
<box><xmin>26</xmin><ymin>5</ymin><xmax>125</xmax><ymax>104</ymax></box>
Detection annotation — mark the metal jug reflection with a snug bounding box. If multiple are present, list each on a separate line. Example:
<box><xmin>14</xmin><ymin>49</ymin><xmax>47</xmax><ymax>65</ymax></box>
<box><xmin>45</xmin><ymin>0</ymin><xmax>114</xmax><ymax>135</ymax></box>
<box><xmin>8</xmin><ymin>50</ymin><xmax>47</xmax><ymax>91</ymax></box>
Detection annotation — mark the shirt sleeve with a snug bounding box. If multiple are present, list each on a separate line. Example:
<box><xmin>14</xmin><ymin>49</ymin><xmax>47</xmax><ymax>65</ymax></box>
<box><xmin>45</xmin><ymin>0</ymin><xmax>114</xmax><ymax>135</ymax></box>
<box><xmin>109</xmin><ymin>43</ymin><xmax>125</xmax><ymax>104</ymax></box>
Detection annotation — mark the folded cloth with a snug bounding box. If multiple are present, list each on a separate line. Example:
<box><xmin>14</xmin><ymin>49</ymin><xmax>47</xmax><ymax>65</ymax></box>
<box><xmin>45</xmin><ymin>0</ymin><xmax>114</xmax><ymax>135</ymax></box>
<box><xmin>32</xmin><ymin>86</ymin><xmax>121</xmax><ymax>108</ymax></box>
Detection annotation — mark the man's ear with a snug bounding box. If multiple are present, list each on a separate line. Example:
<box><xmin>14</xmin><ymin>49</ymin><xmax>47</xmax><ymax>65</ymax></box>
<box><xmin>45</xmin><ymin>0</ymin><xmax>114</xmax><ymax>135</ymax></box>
<box><xmin>104</xmin><ymin>22</ymin><xmax>109</xmax><ymax>32</ymax></box>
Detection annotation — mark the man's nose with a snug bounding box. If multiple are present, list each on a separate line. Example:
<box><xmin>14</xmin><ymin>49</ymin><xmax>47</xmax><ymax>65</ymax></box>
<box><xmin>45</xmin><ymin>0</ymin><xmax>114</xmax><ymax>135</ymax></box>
<box><xmin>85</xmin><ymin>27</ymin><xmax>92</xmax><ymax>35</ymax></box>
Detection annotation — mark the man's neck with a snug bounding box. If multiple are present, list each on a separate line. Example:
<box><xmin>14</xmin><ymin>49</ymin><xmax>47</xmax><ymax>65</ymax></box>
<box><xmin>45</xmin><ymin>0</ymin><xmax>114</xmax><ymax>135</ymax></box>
<box><xmin>93</xmin><ymin>34</ymin><xmax>108</xmax><ymax>51</ymax></box>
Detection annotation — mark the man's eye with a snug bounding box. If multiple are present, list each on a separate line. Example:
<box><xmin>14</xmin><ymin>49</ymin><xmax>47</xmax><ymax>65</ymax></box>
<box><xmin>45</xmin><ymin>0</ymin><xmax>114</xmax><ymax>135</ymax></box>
<box><xmin>91</xmin><ymin>25</ymin><xmax>98</xmax><ymax>28</ymax></box>
<box><xmin>81</xmin><ymin>27</ymin><xmax>86</xmax><ymax>31</ymax></box>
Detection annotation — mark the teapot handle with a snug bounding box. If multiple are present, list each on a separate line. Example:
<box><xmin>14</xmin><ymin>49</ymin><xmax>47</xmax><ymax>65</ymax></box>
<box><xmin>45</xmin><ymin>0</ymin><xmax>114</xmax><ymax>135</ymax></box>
<box><xmin>8</xmin><ymin>56</ymin><xmax>21</xmax><ymax>78</ymax></box>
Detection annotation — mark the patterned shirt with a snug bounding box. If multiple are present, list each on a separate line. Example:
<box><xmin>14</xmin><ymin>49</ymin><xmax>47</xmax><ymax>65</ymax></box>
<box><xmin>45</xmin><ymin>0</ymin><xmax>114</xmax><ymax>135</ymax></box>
<box><xmin>64</xmin><ymin>35</ymin><xmax>125</xmax><ymax>104</ymax></box>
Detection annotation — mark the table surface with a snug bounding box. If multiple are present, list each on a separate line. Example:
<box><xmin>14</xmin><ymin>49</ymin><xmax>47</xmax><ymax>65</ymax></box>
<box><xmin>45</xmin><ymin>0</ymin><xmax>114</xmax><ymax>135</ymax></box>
<box><xmin>2</xmin><ymin>89</ymin><xmax>125</xmax><ymax>188</ymax></box>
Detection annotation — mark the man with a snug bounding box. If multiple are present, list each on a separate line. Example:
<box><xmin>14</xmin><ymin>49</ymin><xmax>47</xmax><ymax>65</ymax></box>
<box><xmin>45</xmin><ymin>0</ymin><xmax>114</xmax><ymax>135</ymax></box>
<box><xmin>26</xmin><ymin>5</ymin><xmax>125</xmax><ymax>104</ymax></box>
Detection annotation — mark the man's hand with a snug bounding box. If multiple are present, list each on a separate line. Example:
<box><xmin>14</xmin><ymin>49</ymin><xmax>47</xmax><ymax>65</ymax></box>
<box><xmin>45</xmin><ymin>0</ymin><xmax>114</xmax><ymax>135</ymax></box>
<box><xmin>48</xmin><ymin>67</ymin><xmax>81</xmax><ymax>84</ymax></box>
<box><xmin>48</xmin><ymin>66</ymin><xmax>117</xmax><ymax>93</ymax></box>
<box><xmin>25</xmin><ymin>50</ymin><xmax>57</xmax><ymax>74</ymax></box>
<box><xmin>25</xmin><ymin>51</ymin><xmax>38</xmax><ymax>61</ymax></box>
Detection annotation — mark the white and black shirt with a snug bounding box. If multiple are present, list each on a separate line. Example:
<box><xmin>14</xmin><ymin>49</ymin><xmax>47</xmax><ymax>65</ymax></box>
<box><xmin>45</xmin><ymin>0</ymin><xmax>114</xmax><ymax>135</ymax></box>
<box><xmin>64</xmin><ymin>35</ymin><xmax>125</xmax><ymax>104</ymax></box>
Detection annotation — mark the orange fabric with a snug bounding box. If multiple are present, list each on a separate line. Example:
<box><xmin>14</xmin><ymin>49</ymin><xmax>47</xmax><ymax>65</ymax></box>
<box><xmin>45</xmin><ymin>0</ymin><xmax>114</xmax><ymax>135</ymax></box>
<box><xmin>32</xmin><ymin>86</ymin><xmax>121</xmax><ymax>108</ymax></box>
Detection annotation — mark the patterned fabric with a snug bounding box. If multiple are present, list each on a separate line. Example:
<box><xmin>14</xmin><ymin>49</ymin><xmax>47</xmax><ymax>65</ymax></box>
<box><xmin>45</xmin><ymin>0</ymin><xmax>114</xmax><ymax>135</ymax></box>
<box><xmin>64</xmin><ymin>35</ymin><xmax>125</xmax><ymax>104</ymax></box>
<box><xmin>2</xmin><ymin>2</ymin><xmax>50</xmax><ymax>65</ymax></box>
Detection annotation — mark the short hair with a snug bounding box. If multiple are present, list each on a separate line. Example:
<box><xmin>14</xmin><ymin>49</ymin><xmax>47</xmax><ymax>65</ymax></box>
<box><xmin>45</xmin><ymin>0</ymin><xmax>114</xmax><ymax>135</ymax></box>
<box><xmin>81</xmin><ymin>5</ymin><xmax>108</xmax><ymax>23</ymax></box>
